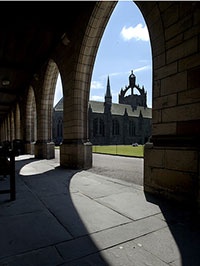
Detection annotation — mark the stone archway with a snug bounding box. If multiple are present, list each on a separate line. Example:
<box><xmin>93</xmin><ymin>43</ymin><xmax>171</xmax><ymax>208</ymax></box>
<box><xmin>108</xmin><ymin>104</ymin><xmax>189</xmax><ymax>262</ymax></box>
<box><xmin>34</xmin><ymin>60</ymin><xmax>59</xmax><ymax>159</ymax></box>
<box><xmin>55</xmin><ymin>1</ymin><xmax>117</xmax><ymax>169</ymax></box>
<box><xmin>72</xmin><ymin>1</ymin><xmax>200</xmax><ymax>205</ymax></box>
<box><xmin>135</xmin><ymin>1</ymin><xmax>200</xmax><ymax>205</ymax></box>
<box><xmin>15</xmin><ymin>104</ymin><xmax>21</xmax><ymax>140</ymax></box>
<box><xmin>25</xmin><ymin>86</ymin><xmax>37</xmax><ymax>154</ymax></box>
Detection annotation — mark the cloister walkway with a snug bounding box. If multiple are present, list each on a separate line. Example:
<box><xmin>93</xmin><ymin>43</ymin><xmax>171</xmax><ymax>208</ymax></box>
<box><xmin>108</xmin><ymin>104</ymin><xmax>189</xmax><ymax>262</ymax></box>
<box><xmin>0</xmin><ymin>151</ymin><xmax>199</xmax><ymax>265</ymax></box>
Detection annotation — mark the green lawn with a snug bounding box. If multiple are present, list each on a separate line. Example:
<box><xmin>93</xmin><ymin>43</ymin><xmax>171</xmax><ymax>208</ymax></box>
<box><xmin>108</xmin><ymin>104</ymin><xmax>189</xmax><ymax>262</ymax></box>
<box><xmin>92</xmin><ymin>145</ymin><xmax>144</xmax><ymax>158</ymax></box>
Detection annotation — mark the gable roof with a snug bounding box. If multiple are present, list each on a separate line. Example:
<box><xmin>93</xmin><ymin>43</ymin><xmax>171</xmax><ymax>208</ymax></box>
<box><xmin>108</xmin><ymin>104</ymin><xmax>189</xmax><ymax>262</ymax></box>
<box><xmin>54</xmin><ymin>98</ymin><xmax>152</xmax><ymax>118</ymax></box>
<box><xmin>89</xmin><ymin>100</ymin><xmax>152</xmax><ymax>118</ymax></box>
<box><xmin>54</xmin><ymin>98</ymin><xmax>63</xmax><ymax>111</ymax></box>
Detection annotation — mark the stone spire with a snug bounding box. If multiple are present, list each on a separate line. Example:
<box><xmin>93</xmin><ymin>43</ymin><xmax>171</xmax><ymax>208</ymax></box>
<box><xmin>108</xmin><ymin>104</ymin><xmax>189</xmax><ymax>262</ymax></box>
<box><xmin>105</xmin><ymin>76</ymin><xmax>112</xmax><ymax>100</ymax></box>
<box><xmin>129</xmin><ymin>70</ymin><xmax>136</xmax><ymax>95</ymax></box>
<box><xmin>104</xmin><ymin>76</ymin><xmax>112</xmax><ymax>113</ymax></box>
<box><xmin>105</xmin><ymin>76</ymin><xmax>112</xmax><ymax>104</ymax></box>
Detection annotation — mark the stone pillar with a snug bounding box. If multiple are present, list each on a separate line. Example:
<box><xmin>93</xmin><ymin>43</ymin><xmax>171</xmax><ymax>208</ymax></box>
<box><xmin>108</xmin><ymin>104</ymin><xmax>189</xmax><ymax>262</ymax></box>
<box><xmin>25</xmin><ymin>141</ymin><xmax>36</xmax><ymax>155</ymax></box>
<box><xmin>60</xmin><ymin>139</ymin><xmax>92</xmax><ymax>169</ymax></box>
<box><xmin>35</xmin><ymin>140</ymin><xmax>55</xmax><ymax>159</ymax></box>
<box><xmin>33</xmin><ymin>62</ymin><xmax>56</xmax><ymax>160</ymax></box>
<box><xmin>59</xmin><ymin>69</ymin><xmax>92</xmax><ymax>169</ymax></box>
<box><xmin>144</xmin><ymin>136</ymin><xmax>199</xmax><ymax>205</ymax></box>
<box><xmin>24</xmin><ymin>141</ymin><xmax>31</xmax><ymax>154</ymax></box>
<box><xmin>142</xmin><ymin>1</ymin><xmax>200</xmax><ymax>208</ymax></box>
<box><xmin>34</xmin><ymin>103</ymin><xmax>55</xmax><ymax>159</ymax></box>
<box><xmin>198</xmin><ymin>151</ymin><xmax>200</xmax><ymax>211</ymax></box>
<box><xmin>60</xmin><ymin>93</ymin><xmax>92</xmax><ymax>169</ymax></box>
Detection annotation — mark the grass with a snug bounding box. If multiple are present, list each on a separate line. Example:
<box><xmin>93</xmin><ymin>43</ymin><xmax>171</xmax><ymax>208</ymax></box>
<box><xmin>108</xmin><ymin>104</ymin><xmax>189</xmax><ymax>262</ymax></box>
<box><xmin>55</xmin><ymin>144</ymin><xmax>144</xmax><ymax>157</ymax></box>
<box><xmin>92</xmin><ymin>145</ymin><xmax>144</xmax><ymax>158</ymax></box>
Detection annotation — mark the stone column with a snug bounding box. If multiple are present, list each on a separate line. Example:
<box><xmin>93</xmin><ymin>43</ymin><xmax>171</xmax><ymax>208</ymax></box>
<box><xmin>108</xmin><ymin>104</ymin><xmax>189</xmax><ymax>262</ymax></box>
<box><xmin>35</xmin><ymin>140</ymin><xmax>55</xmax><ymax>159</ymax></box>
<box><xmin>144</xmin><ymin>70</ymin><xmax>200</xmax><ymax>205</ymax></box>
<box><xmin>60</xmin><ymin>71</ymin><xmax>92</xmax><ymax>169</ymax></box>
<box><xmin>34</xmin><ymin>62</ymin><xmax>57</xmax><ymax>160</ymax></box>
<box><xmin>34</xmin><ymin>103</ymin><xmax>55</xmax><ymax>159</ymax></box>
<box><xmin>144</xmin><ymin>137</ymin><xmax>199</xmax><ymax>204</ymax></box>
<box><xmin>60</xmin><ymin>139</ymin><xmax>92</xmax><ymax>170</ymax></box>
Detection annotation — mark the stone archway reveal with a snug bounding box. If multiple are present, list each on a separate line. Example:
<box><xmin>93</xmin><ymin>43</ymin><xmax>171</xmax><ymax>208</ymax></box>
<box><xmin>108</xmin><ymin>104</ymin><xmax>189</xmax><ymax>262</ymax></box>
<box><xmin>0</xmin><ymin>1</ymin><xmax>199</xmax><ymax>208</ymax></box>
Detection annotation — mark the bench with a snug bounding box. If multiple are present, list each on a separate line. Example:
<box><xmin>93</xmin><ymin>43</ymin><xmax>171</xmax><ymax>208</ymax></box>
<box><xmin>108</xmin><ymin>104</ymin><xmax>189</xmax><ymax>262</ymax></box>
<box><xmin>0</xmin><ymin>148</ymin><xmax>15</xmax><ymax>201</ymax></box>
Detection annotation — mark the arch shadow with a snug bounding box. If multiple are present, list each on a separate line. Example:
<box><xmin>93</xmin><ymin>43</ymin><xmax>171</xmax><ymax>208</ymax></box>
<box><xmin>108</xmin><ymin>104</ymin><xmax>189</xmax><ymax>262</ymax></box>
<box><xmin>0</xmin><ymin>155</ymin><xmax>109</xmax><ymax>265</ymax></box>
<box><xmin>145</xmin><ymin>192</ymin><xmax>200</xmax><ymax>266</ymax></box>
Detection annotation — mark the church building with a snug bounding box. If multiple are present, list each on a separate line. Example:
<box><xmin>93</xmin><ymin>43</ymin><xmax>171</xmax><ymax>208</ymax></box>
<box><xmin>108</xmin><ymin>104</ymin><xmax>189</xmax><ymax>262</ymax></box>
<box><xmin>53</xmin><ymin>71</ymin><xmax>152</xmax><ymax>146</ymax></box>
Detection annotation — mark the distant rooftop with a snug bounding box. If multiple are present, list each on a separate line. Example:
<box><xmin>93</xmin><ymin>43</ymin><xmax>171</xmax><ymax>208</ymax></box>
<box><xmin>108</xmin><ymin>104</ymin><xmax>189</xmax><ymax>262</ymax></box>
<box><xmin>54</xmin><ymin>98</ymin><xmax>152</xmax><ymax>119</ymax></box>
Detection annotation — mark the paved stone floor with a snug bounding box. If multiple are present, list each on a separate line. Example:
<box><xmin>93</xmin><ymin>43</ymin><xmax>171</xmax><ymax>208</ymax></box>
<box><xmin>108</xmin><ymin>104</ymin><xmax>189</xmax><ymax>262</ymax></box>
<box><xmin>0</xmin><ymin>152</ymin><xmax>199</xmax><ymax>266</ymax></box>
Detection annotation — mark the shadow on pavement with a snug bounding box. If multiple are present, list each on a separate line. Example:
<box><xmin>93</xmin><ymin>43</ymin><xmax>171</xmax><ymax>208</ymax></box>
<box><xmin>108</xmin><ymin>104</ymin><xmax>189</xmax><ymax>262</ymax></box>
<box><xmin>145</xmin><ymin>192</ymin><xmax>200</xmax><ymax>266</ymax></box>
<box><xmin>0</xmin><ymin>155</ymin><xmax>109</xmax><ymax>265</ymax></box>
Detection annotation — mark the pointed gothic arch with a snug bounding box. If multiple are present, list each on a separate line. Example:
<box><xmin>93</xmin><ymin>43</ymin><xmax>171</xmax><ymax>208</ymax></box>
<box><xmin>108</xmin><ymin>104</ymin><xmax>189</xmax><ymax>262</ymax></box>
<box><xmin>15</xmin><ymin>104</ymin><xmax>21</xmax><ymax>139</ymax></box>
<box><xmin>25</xmin><ymin>86</ymin><xmax>37</xmax><ymax>154</ymax></box>
<box><xmin>73</xmin><ymin>1</ymin><xmax>117</xmax><ymax>139</ymax></box>
<box><xmin>10</xmin><ymin>112</ymin><xmax>15</xmax><ymax>141</ymax></box>
<box><xmin>34</xmin><ymin>59</ymin><xmax>59</xmax><ymax>159</ymax></box>
<box><xmin>39</xmin><ymin>60</ymin><xmax>59</xmax><ymax>142</ymax></box>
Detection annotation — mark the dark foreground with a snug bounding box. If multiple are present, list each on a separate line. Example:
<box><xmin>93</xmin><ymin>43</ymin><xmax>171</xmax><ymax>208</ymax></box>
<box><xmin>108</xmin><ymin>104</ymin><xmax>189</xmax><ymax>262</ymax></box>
<box><xmin>0</xmin><ymin>152</ymin><xmax>199</xmax><ymax>266</ymax></box>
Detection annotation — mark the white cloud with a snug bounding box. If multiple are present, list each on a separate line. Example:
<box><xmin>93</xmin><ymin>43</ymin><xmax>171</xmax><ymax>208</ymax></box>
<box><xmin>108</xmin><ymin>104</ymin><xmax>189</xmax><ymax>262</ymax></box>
<box><xmin>106</xmin><ymin>67</ymin><xmax>151</xmax><ymax>78</ymax></box>
<box><xmin>90</xmin><ymin>95</ymin><xmax>104</xmax><ymax>101</ymax></box>
<box><xmin>101</xmin><ymin>71</ymin><xmax>129</xmax><ymax>80</ymax></box>
<box><xmin>133</xmin><ymin>65</ymin><xmax>151</xmax><ymax>73</ymax></box>
<box><xmin>109</xmin><ymin>72</ymin><xmax>123</xmax><ymax>77</ymax></box>
<box><xmin>91</xmin><ymin>80</ymin><xmax>104</xmax><ymax>90</ymax></box>
<box><xmin>120</xmin><ymin>23</ymin><xmax>149</xmax><ymax>42</ymax></box>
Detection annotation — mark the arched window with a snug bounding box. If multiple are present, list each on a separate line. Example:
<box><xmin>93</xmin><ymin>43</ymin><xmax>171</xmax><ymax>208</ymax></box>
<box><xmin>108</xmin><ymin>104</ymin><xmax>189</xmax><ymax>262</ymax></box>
<box><xmin>57</xmin><ymin>117</ymin><xmax>63</xmax><ymax>139</ymax></box>
<box><xmin>93</xmin><ymin>118</ymin><xmax>98</xmax><ymax>137</ymax></box>
<box><xmin>99</xmin><ymin>119</ymin><xmax>105</xmax><ymax>136</ymax></box>
<box><xmin>93</xmin><ymin>118</ymin><xmax>105</xmax><ymax>137</ymax></box>
<box><xmin>112</xmin><ymin>119</ymin><xmax>119</xmax><ymax>136</ymax></box>
<box><xmin>129</xmin><ymin>120</ymin><xmax>135</xmax><ymax>136</ymax></box>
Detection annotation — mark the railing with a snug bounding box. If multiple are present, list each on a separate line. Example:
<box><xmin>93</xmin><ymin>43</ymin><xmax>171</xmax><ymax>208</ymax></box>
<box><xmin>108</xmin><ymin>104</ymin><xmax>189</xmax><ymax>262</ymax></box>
<box><xmin>0</xmin><ymin>148</ymin><xmax>15</xmax><ymax>201</ymax></box>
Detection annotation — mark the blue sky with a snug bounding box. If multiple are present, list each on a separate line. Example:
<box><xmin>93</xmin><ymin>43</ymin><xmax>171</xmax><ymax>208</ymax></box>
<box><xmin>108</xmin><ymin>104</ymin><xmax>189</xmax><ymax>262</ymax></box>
<box><xmin>54</xmin><ymin>0</ymin><xmax>152</xmax><ymax>107</ymax></box>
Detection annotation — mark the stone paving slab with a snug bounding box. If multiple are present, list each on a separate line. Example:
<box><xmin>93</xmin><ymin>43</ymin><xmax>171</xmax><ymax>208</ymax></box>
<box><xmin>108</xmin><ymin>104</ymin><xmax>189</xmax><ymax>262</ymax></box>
<box><xmin>96</xmin><ymin>190</ymin><xmax>161</xmax><ymax>220</ymax></box>
<box><xmin>62</xmin><ymin>239</ymin><xmax>169</xmax><ymax>266</ymax></box>
<box><xmin>56</xmin><ymin>234</ymin><xmax>101</xmax><ymax>263</ymax></box>
<box><xmin>61</xmin><ymin>253</ymin><xmax>109</xmax><ymax>266</ymax></box>
<box><xmin>70</xmin><ymin>192</ymin><xmax>131</xmax><ymax>233</ymax></box>
<box><xmin>18</xmin><ymin>159</ymin><xmax>58</xmax><ymax>176</ymax></box>
<box><xmin>0</xmin><ymin>191</ymin><xmax>44</xmax><ymax>216</ymax></box>
<box><xmin>70</xmin><ymin>171</ymin><xmax>135</xmax><ymax>199</ymax></box>
<box><xmin>40</xmin><ymin>193</ymin><xmax>88</xmax><ymax>238</ymax></box>
<box><xmin>69</xmin><ymin>170</ymin><xmax>156</xmax><ymax>232</ymax></box>
<box><xmin>131</xmin><ymin>222</ymin><xmax>200</xmax><ymax>266</ymax></box>
<box><xmin>0</xmin><ymin>210</ymin><xmax>72</xmax><ymax>259</ymax></box>
<box><xmin>0</xmin><ymin>246</ymin><xmax>64</xmax><ymax>266</ymax></box>
<box><xmin>41</xmin><ymin>192</ymin><xmax>131</xmax><ymax>237</ymax></box>
<box><xmin>0</xmin><ymin>154</ymin><xmax>199</xmax><ymax>266</ymax></box>
<box><xmin>20</xmin><ymin>168</ymin><xmax>76</xmax><ymax>198</ymax></box>
<box><xmin>132</xmin><ymin>227</ymin><xmax>181</xmax><ymax>264</ymax></box>
<box><xmin>56</xmin><ymin>215</ymin><xmax>167</xmax><ymax>263</ymax></box>
<box><xmin>100</xmin><ymin>239</ymin><xmax>169</xmax><ymax>266</ymax></box>
<box><xmin>90</xmin><ymin>215</ymin><xmax>167</xmax><ymax>250</ymax></box>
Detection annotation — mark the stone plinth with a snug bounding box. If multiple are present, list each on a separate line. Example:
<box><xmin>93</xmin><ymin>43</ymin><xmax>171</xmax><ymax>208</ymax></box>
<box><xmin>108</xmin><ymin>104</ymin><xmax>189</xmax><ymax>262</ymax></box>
<box><xmin>144</xmin><ymin>140</ymin><xmax>199</xmax><ymax>206</ymax></box>
<box><xmin>35</xmin><ymin>141</ymin><xmax>55</xmax><ymax>159</ymax></box>
<box><xmin>60</xmin><ymin>139</ymin><xmax>92</xmax><ymax>170</ymax></box>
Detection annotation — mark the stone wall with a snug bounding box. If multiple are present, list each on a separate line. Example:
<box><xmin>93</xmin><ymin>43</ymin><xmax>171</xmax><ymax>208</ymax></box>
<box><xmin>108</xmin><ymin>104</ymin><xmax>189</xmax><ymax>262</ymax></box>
<box><xmin>141</xmin><ymin>2</ymin><xmax>200</xmax><ymax>206</ymax></box>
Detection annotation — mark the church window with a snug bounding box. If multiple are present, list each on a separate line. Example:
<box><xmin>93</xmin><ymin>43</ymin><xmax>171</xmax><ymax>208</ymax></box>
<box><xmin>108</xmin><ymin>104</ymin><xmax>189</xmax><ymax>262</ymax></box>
<box><xmin>99</xmin><ymin>119</ymin><xmax>105</xmax><ymax>136</ymax></box>
<box><xmin>129</xmin><ymin>120</ymin><xmax>135</xmax><ymax>136</ymax></box>
<box><xmin>93</xmin><ymin>118</ymin><xmax>105</xmax><ymax>137</ymax></box>
<box><xmin>93</xmin><ymin>118</ymin><xmax>98</xmax><ymax>137</ymax></box>
<box><xmin>112</xmin><ymin>119</ymin><xmax>120</xmax><ymax>135</ymax></box>
<box><xmin>57</xmin><ymin>117</ymin><xmax>63</xmax><ymax>139</ymax></box>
